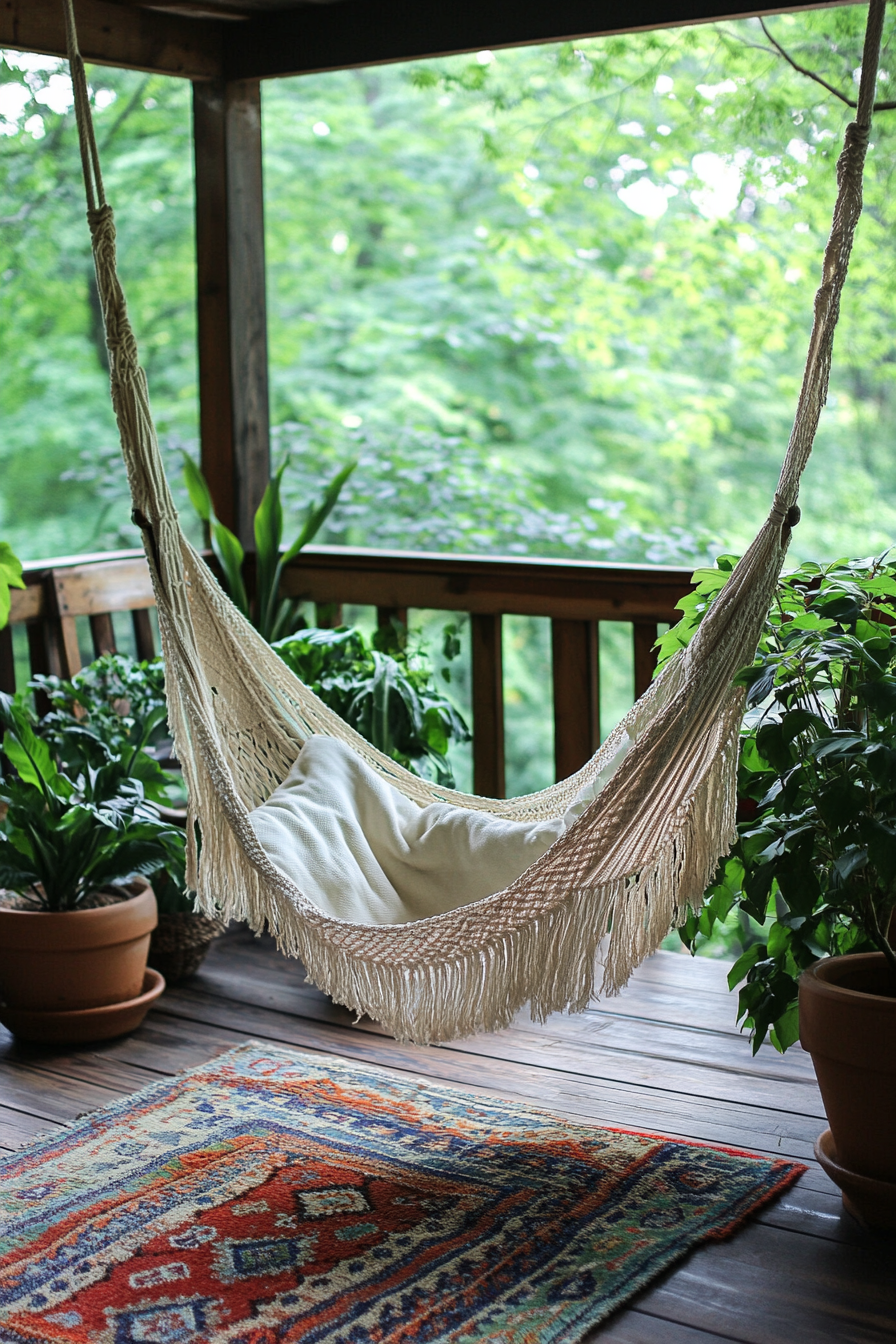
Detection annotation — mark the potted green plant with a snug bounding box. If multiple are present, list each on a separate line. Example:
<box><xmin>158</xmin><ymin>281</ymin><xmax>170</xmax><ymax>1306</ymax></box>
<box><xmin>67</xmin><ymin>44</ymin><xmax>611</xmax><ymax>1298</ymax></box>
<box><xmin>183</xmin><ymin>453</ymin><xmax>356</xmax><ymax>641</ymax></box>
<box><xmin>0</xmin><ymin>691</ymin><xmax>183</xmax><ymax>1041</ymax></box>
<box><xmin>670</xmin><ymin>554</ymin><xmax>896</xmax><ymax>1228</ymax></box>
<box><xmin>273</xmin><ymin>619</ymin><xmax>470</xmax><ymax>788</ymax></box>
<box><xmin>28</xmin><ymin>653</ymin><xmax>226</xmax><ymax>983</ymax></box>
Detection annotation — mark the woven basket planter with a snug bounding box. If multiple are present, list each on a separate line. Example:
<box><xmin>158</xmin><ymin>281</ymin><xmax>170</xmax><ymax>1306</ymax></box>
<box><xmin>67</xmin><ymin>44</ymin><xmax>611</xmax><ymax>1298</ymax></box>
<box><xmin>148</xmin><ymin>912</ymin><xmax>226</xmax><ymax>984</ymax></box>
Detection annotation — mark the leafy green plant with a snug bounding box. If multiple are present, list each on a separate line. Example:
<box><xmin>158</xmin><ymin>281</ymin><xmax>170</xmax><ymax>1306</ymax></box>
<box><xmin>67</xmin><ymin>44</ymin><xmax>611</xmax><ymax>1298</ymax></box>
<box><xmin>30</xmin><ymin>654</ymin><xmax>176</xmax><ymax>801</ymax></box>
<box><xmin>0</xmin><ymin>541</ymin><xmax>24</xmax><ymax>630</ymax></box>
<box><xmin>672</xmin><ymin>555</ymin><xmax>896</xmax><ymax>1052</ymax></box>
<box><xmin>26</xmin><ymin>654</ymin><xmax>193</xmax><ymax>909</ymax></box>
<box><xmin>182</xmin><ymin>455</ymin><xmax>356</xmax><ymax>642</ymax></box>
<box><xmin>0</xmin><ymin>690</ymin><xmax>184</xmax><ymax>912</ymax></box>
<box><xmin>273</xmin><ymin>621</ymin><xmax>470</xmax><ymax>787</ymax></box>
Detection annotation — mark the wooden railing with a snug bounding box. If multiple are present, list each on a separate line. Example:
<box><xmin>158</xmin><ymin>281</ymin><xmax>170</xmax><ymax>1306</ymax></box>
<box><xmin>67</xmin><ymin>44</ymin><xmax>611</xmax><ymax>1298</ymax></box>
<box><xmin>2</xmin><ymin>545</ymin><xmax>693</xmax><ymax>797</ymax></box>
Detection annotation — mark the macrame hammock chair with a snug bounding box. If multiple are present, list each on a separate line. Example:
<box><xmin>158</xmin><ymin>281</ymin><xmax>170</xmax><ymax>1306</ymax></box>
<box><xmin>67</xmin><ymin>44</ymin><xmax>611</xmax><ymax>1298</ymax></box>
<box><xmin>62</xmin><ymin>0</ymin><xmax>885</xmax><ymax>1044</ymax></box>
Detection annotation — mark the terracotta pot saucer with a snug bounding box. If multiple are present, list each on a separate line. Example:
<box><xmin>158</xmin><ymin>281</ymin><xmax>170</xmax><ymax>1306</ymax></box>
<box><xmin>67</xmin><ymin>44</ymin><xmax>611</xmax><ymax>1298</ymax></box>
<box><xmin>815</xmin><ymin>1128</ymin><xmax>896</xmax><ymax>1233</ymax></box>
<box><xmin>0</xmin><ymin>968</ymin><xmax>165</xmax><ymax>1044</ymax></box>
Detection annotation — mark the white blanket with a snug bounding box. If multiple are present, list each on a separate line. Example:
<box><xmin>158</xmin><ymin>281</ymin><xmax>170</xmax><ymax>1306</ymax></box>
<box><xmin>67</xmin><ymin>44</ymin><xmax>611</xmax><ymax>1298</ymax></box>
<box><xmin>249</xmin><ymin>736</ymin><xmax>569</xmax><ymax>925</ymax></box>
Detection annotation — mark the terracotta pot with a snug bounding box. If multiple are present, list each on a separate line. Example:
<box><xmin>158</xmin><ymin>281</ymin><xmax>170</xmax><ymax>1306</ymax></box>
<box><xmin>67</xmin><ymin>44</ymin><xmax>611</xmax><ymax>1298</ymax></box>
<box><xmin>799</xmin><ymin>952</ymin><xmax>896</xmax><ymax>1228</ymax></box>
<box><xmin>0</xmin><ymin>879</ymin><xmax>158</xmax><ymax>1014</ymax></box>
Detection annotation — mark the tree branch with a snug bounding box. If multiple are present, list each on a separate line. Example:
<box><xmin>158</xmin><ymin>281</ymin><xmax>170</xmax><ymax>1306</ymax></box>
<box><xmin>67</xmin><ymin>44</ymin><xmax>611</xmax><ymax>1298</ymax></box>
<box><xmin>758</xmin><ymin>17</ymin><xmax>896</xmax><ymax>114</ymax></box>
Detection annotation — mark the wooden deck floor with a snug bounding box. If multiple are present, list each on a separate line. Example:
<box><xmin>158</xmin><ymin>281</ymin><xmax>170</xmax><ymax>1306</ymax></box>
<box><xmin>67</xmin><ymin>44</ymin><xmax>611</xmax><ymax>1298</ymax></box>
<box><xmin>1</xmin><ymin>929</ymin><xmax>893</xmax><ymax>1342</ymax></box>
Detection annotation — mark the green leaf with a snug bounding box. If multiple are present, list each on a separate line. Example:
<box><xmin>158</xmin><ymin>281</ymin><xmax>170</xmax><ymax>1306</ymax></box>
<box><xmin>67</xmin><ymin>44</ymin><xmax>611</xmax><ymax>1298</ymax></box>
<box><xmin>282</xmin><ymin>461</ymin><xmax>357</xmax><ymax>565</ymax></box>
<box><xmin>210</xmin><ymin>520</ymin><xmax>249</xmax><ymax>618</ymax></box>
<box><xmin>181</xmin><ymin>453</ymin><xmax>214</xmax><ymax>524</ymax></box>
<box><xmin>833</xmin><ymin>846</ymin><xmax>868</xmax><ymax>883</ymax></box>
<box><xmin>770</xmin><ymin>1003</ymin><xmax>800</xmax><ymax>1053</ymax></box>
<box><xmin>254</xmin><ymin>464</ymin><xmax>287</xmax><ymax>640</ymax></box>
<box><xmin>728</xmin><ymin>942</ymin><xmax>765</xmax><ymax>991</ymax></box>
<box><xmin>3</xmin><ymin>722</ymin><xmax>62</xmax><ymax>796</ymax></box>
<box><xmin>809</xmin><ymin>732</ymin><xmax>866</xmax><ymax>761</ymax></box>
<box><xmin>0</xmin><ymin>541</ymin><xmax>25</xmax><ymax>631</ymax></box>
<box><xmin>858</xmin><ymin>679</ymin><xmax>896</xmax><ymax>718</ymax></box>
<box><xmin>864</xmin><ymin>821</ymin><xmax>896</xmax><ymax>886</ymax></box>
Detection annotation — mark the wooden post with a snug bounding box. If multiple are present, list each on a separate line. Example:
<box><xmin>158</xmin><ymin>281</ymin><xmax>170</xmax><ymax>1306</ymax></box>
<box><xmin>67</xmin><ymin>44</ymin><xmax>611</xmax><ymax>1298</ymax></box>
<box><xmin>633</xmin><ymin>621</ymin><xmax>659</xmax><ymax>699</ymax></box>
<box><xmin>552</xmin><ymin>618</ymin><xmax>599</xmax><ymax>782</ymax></box>
<box><xmin>193</xmin><ymin>79</ymin><xmax>270</xmax><ymax>546</ymax></box>
<box><xmin>471</xmin><ymin>612</ymin><xmax>505</xmax><ymax>799</ymax></box>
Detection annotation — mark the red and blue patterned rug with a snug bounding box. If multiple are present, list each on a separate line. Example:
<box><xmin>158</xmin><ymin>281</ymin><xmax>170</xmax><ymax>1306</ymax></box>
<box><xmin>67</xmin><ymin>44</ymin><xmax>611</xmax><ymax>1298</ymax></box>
<box><xmin>0</xmin><ymin>1041</ymin><xmax>804</xmax><ymax>1342</ymax></box>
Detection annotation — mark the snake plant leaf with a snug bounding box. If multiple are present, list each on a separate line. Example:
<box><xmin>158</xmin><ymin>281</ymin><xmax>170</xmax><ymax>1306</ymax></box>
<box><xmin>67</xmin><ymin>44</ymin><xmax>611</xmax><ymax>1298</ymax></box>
<box><xmin>210</xmin><ymin>519</ymin><xmax>250</xmax><ymax>619</ymax></box>
<box><xmin>255</xmin><ymin>464</ymin><xmax>288</xmax><ymax>641</ymax></box>
<box><xmin>181</xmin><ymin>452</ymin><xmax>214</xmax><ymax>524</ymax></box>
<box><xmin>282</xmin><ymin>461</ymin><xmax>357</xmax><ymax>565</ymax></box>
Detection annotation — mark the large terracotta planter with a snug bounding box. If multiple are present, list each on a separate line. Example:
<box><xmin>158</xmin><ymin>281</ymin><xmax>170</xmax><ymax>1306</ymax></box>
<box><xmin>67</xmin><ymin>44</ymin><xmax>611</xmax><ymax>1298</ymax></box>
<box><xmin>799</xmin><ymin>952</ymin><xmax>896</xmax><ymax>1230</ymax></box>
<box><xmin>0</xmin><ymin>879</ymin><xmax>161</xmax><ymax>1041</ymax></box>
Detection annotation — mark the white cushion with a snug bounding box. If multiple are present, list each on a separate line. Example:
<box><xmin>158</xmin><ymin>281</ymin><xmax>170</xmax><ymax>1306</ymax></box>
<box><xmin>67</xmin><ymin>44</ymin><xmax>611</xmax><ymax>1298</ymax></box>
<box><xmin>249</xmin><ymin>736</ymin><xmax>566</xmax><ymax>925</ymax></box>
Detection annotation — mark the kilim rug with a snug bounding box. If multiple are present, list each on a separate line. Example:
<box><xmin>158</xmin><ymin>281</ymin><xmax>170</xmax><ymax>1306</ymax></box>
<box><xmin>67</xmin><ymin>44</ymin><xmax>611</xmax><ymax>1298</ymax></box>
<box><xmin>0</xmin><ymin>1041</ymin><xmax>805</xmax><ymax>1343</ymax></box>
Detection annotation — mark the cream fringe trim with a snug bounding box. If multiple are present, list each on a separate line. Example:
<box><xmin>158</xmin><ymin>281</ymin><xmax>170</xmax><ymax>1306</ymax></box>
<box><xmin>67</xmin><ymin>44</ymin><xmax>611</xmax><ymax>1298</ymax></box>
<box><xmin>189</xmin><ymin>708</ymin><xmax>739</xmax><ymax>1045</ymax></box>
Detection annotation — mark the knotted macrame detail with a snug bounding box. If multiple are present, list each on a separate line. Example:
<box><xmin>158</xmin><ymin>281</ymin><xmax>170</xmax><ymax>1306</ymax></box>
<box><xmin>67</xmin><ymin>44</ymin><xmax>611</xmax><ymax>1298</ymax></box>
<box><xmin>60</xmin><ymin>0</ymin><xmax>885</xmax><ymax>1043</ymax></box>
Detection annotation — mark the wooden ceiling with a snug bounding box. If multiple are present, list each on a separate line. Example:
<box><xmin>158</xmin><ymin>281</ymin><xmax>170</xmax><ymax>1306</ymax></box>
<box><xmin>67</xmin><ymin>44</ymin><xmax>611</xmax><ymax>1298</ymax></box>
<box><xmin>2</xmin><ymin>0</ymin><xmax>839</xmax><ymax>82</ymax></box>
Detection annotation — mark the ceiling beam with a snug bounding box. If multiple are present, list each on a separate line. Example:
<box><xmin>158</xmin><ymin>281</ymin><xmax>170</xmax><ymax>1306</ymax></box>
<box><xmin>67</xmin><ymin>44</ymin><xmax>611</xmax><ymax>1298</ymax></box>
<box><xmin>223</xmin><ymin>0</ymin><xmax>842</xmax><ymax>81</ymax></box>
<box><xmin>0</xmin><ymin>0</ymin><xmax>222</xmax><ymax>79</ymax></box>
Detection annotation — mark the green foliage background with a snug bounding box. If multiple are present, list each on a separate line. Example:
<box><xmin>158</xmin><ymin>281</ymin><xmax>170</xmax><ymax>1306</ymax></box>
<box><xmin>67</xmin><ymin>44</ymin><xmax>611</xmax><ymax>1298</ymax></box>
<box><xmin>3</xmin><ymin>8</ymin><xmax>896</xmax><ymax>801</ymax></box>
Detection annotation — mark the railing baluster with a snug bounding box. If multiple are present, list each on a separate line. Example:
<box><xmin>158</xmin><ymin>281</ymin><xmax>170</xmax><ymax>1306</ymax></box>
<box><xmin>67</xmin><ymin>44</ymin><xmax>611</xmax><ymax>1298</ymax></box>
<box><xmin>551</xmin><ymin>619</ymin><xmax>599</xmax><ymax>782</ymax></box>
<box><xmin>471</xmin><ymin>612</ymin><xmax>504</xmax><ymax>799</ymax></box>
<box><xmin>89</xmin><ymin>612</ymin><xmax>117</xmax><ymax>659</ymax></box>
<box><xmin>314</xmin><ymin>602</ymin><xmax>344</xmax><ymax>629</ymax></box>
<box><xmin>0</xmin><ymin>626</ymin><xmax>14</xmax><ymax>695</ymax></box>
<box><xmin>377</xmin><ymin>605</ymin><xmax>408</xmax><ymax>634</ymax></box>
<box><xmin>132</xmin><ymin>608</ymin><xmax>156</xmax><ymax>662</ymax></box>
<box><xmin>633</xmin><ymin>621</ymin><xmax>659</xmax><ymax>699</ymax></box>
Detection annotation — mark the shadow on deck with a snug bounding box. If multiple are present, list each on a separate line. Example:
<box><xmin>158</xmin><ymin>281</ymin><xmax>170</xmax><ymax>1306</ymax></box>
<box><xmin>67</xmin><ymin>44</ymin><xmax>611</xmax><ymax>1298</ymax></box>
<box><xmin>1</xmin><ymin>929</ymin><xmax>893</xmax><ymax>1342</ymax></box>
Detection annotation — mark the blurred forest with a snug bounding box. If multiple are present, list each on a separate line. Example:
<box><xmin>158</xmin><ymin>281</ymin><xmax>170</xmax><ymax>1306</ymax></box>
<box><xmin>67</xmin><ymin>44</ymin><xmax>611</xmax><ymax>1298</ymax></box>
<box><xmin>2</xmin><ymin>8</ymin><xmax>896</xmax><ymax>798</ymax></box>
<box><xmin>3</xmin><ymin>7</ymin><xmax>896</xmax><ymax>567</ymax></box>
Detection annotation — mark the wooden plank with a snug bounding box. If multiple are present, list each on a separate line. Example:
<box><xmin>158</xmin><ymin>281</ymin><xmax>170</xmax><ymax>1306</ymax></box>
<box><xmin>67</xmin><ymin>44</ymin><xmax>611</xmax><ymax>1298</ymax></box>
<box><xmin>0</xmin><ymin>1057</ymin><xmax>127</xmax><ymax>1124</ymax></box>
<box><xmin>18</xmin><ymin>546</ymin><xmax>145</xmax><ymax>574</ymax></box>
<box><xmin>7</xmin><ymin>582</ymin><xmax>42</xmax><ymax>624</ymax></box>
<box><xmin>189</xmin><ymin>958</ymin><xmax>824</xmax><ymax>1120</ymax></box>
<box><xmin>0</xmin><ymin>1103</ymin><xmax>62</xmax><ymax>1152</ymax></box>
<box><xmin>224</xmin><ymin>0</ymin><xmax>831</xmax><ymax>81</ymax></box>
<box><xmin>194</xmin><ymin>79</ymin><xmax>237</xmax><ymax>532</ymax></box>
<box><xmin>50</xmin><ymin>557</ymin><xmax>155</xmax><ymax>618</ymax></box>
<box><xmin>0</xmin><ymin>0</ymin><xmax>221</xmax><ymax>79</ymax></box>
<box><xmin>552</xmin><ymin>617</ymin><xmax>599</xmax><ymax>780</ymax></box>
<box><xmin>627</xmin><ymin>1219</ymin><xmax>896</xmax><ymax>1344</ymax></box>
<box><xmin>596</xmin><ymin>1315</ymin><xmax>745</xmax><ymax>1344</ymax></box>
<box><xmin>132</xmin><ymin>607</ymin><xmax>156</xmax><ymax>661</ymax></box>
<box><xmin>154</xmin><ymin>984</ymin><xmax>821</xmax><ymax>1161</ymax></box>
<box><xmin>282</xmin><ymin>546</ymin><xmax>692</xmax><ymax>623</ymax></box>
<box><xmin>58</xmin><ymin>614</ymin><xmax>83</xmax><ymax>679</ymax></box>
<box><xmin>89</xmin><ymin>611</ymin><xmax>116</xmax><ymax>658</ymax></box>
<box><xmin>226</xmin><ymin>78</ymin><xmax>271</xmax><ymax>548</ymax></box>
<box><xmin>471</xmin><ymin>611</ymin><xmax>504</xmax><ymax>798</ymax></box>
<box><xmin>634</xmin><ymin>619</ymin><xmax>659</xmax><ymax>698</ymax></box>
